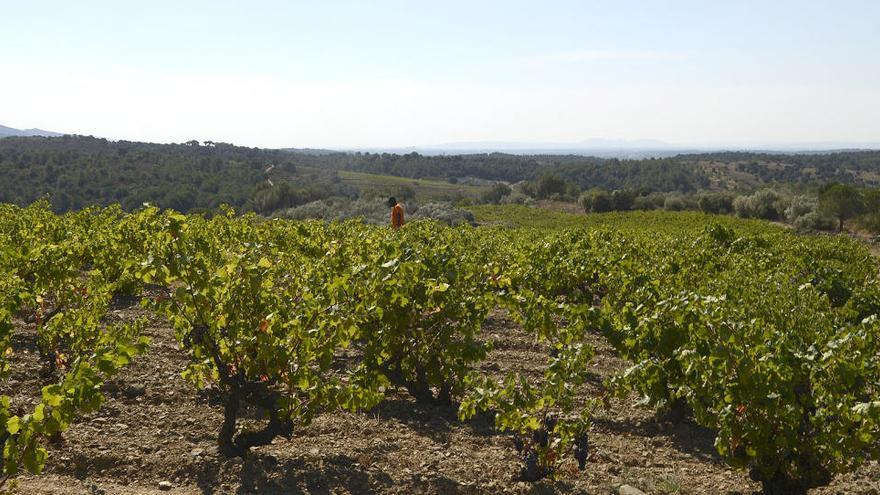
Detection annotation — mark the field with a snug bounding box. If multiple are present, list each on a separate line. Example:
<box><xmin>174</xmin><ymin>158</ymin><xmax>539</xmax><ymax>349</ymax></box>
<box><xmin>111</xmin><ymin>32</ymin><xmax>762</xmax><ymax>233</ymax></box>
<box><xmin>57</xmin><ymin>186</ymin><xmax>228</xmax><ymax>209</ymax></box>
<box><xmin>468</xmin><ymin>204</ymin><xmax>779</xmax><ymax>233</ymax></box>
<box><xmin>336</xmin><ymin>170</ymin><xmax>490</xmax><ymax>200</ymax></box>
<box><xmin>293</xmin><ymin>166</ymin><xmax>492</xmax><ymax>201</ymax></box>
<box><xmin>2</xmin><ymin>204</ymin><xmax>879</xmax><ymax>494</ymax></box>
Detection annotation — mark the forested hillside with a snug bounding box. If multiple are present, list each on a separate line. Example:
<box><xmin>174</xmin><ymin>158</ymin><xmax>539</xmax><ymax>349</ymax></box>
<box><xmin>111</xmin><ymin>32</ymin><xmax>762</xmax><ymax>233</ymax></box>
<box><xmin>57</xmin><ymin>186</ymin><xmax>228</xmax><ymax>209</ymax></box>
<box><xmin>3</xmin><ymin>135</ymin><xmax>880</xmax><ymax>214</ymax></box>
<box><xmin>0</xmin><ymin>136</ymin><xmax>298</xmax><ymax>212</ymax></box>
<box><xmin>686</xmin><ymin>151</ymin><xmax>880</xmax><ymax>189</ymax></box>
<box><xmin>281</xmin><ymin>151</ymin><xmax>711</xmax><ymax>190</ymax></box>
<box><xmin>300</xmin><ymin>150</ymin><xmax>880</xmax><ymax>191</ymax></box>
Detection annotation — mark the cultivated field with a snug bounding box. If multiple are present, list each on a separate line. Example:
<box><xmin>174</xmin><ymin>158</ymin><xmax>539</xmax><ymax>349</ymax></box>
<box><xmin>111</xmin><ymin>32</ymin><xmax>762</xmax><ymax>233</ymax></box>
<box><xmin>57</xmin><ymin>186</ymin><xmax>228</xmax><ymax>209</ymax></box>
<box><xmin>2</xmin><ymin>204</ymin><xmax>878</xmax><ymax>494</ymax></box>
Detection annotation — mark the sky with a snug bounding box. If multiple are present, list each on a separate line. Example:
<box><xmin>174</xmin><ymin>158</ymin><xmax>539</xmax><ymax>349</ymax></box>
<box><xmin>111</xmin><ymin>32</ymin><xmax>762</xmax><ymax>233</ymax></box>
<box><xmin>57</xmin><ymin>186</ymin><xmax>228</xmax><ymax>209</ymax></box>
<box><xmin>1</xmin><ymin>0</ymin><xmax>879</xmax><ymax>149</ymax></box>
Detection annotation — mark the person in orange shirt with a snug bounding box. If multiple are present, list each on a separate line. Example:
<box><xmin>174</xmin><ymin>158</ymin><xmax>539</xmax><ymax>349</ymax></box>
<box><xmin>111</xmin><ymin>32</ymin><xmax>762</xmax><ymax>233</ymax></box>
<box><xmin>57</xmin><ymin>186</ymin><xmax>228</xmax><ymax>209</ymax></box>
<box><xmin>388</xmin><ymin>196</ymin><xmax>404</xmax><ymax>229</ymax></box>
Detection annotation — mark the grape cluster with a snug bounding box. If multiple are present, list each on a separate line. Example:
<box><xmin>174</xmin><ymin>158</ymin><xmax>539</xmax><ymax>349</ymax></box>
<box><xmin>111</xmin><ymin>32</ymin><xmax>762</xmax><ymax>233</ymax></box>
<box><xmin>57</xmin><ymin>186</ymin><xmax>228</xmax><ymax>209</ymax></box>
<box><xmin>574</xmin><ymin>430</ymin><xmax>589</xmax><ymax>471</ymax></box>
<box><xmin>532</xmin><ymin>428</ymin><xmax>548</xmax><ymax>448</ymax></box>
<box><xmin>511</xmin><ymin>415</ymin><xmax>565</xmax><ymax>481</ymax></box>
<box><xmin>520</xmin><ymin>449</ymin><xmax>545</xmax><ymax>481</ymax></box>
<box><xmin>511</xmin><ymin>434</ymin><xmax>548</xmax><ymax>481</ymax></box>
<box><xmin>532</xmin><ymin>414</ymin><xmax>558</xmax><ymax>448</ymax></box>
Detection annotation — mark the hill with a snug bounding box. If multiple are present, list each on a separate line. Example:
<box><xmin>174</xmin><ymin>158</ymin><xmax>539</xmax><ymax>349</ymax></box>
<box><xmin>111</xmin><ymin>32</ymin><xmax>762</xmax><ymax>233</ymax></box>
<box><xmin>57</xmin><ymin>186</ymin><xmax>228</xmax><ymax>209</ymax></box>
<box><xmin>4</xmin><ymin>135</ymin><xmax>880</xmax><ymax>215</ymax></box>
<box><xmin>0</xmin><ymin>136</ymin><xmax>488</xmax><ymax>214</ymax></box>
<box><xmin>0</xmin><ymin>124</ymin><xmax>63</xmax><ymax>138</ymax></box>
<box><xmin>0</xmin><ymin>135</ymin><xmax>295</xmax><ymax>212</ymax></box>
<box><xmin>280</xmin><ymin>149</ymin><xmax>880</xmax><ymax>192</ymax></box>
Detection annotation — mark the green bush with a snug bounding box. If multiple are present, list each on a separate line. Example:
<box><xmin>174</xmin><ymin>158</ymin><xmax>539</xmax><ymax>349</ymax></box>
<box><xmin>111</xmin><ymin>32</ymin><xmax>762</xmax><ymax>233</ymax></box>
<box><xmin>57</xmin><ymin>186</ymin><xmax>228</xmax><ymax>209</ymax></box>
<box><xmin>663</xmin><ymin>195</ymin><xmax>687</xmax><ymax>211</ymax></box>
<box><xmin>480</xmin><ymin>183</ymin><xmax>513</xmax><ymax>204</ymax></box>
<box><xmin>698</xmin><ymin>193</ymin><xmax>735</xmax><ymax>214</ymax></box>
<box><xmin>579</xmin><ymin>190</ymin><xmax>613</xmax><ymax>213</ymax></box>
<box><xmin>412</xmin><ymin>202</ymin><xmax>476</xmax><ymax>226</ymax></box>
<box><xmin>792</xmin><ymin>210</ymin><xmax>836</xmax><ymax>232</ymax></box>
<box><xmin>784</xmin><ymin>195</ymin><xmax>818</xmax><ymax>223</ymax></box>
<box><xmin>733</xmin><ymin>189</ymin><xmax>787</xmax><ymax>220</ymax></box>
<box><xmin>632</xmin><ymin>195</ymin><xmax>658</xmax><ymax>210</ymax></box>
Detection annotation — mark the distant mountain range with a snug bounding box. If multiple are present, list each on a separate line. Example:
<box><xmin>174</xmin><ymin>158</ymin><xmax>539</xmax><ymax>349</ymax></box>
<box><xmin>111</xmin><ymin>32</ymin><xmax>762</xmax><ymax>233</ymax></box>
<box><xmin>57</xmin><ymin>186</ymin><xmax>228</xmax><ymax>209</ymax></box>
<box><xmin>2</xmin><ymin>125</ymin><xmax>878</xmax><ymax>158</ymax></box>
<box><xmin>0</xmin><ymin>124</ymin><xmax>63</xmax><ymax>138</ymax></box>
<box><xmin>423</xmin><ymin>138</ymin><xmax>669</xmax><ymax>150</ymax></box>
<box><xmin>405</xmin><ymin>139</ymin><xmax>684</xmax><ymax>158</ymax></box>
<box><xmin>344</xmin><ymin>140</ymin><xmax>687</xmax><ymax>159</ymax></box>
<box><xmin>343</xmin><ymin>138</ymin><xmax>880</xmax><ymax>159</ymax></box>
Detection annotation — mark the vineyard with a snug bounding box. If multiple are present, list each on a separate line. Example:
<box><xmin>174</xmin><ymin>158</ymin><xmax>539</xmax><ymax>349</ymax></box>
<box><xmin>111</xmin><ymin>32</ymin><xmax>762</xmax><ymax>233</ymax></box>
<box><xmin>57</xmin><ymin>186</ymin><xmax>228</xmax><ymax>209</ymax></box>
<box><xmin>1</xmin><ymin>202</ymin><xmax>879</xmax><ymax>494</ymax></box>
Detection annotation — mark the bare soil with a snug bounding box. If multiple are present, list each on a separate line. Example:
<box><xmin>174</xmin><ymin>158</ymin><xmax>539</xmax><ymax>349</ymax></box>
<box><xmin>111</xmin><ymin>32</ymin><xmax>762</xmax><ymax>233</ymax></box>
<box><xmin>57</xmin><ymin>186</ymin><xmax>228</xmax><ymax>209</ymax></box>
<box><xmin>5</xmin><ymin>304</ymin><xmax>879</xmax><ymax>495</ymax></box>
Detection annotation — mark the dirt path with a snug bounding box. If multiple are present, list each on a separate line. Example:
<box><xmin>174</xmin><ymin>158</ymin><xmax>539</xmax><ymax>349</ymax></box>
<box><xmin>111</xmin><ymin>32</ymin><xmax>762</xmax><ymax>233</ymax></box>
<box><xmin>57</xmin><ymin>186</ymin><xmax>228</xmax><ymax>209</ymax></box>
<box><xmin>7</xmin><ymin>305</ymin><xmax>880</xmax><ymax>494</ymax></box>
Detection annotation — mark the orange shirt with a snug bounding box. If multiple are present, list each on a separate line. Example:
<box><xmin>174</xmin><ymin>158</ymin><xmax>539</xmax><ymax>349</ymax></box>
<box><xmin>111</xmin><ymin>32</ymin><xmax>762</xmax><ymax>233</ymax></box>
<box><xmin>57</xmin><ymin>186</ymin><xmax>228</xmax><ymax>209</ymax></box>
<box><xmin>391</xmin><ymin>204</ymin><xmax>405</xmax><ymax>229</ymax></box>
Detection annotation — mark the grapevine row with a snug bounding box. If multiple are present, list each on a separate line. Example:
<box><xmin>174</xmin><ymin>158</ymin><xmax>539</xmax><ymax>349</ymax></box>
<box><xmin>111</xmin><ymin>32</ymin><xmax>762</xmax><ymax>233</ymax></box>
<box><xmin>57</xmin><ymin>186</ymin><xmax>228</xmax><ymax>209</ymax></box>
<box><xmin>0</xmin><ymin>202</ymin><xmax>878</xmax><ymax>493</ymax></box>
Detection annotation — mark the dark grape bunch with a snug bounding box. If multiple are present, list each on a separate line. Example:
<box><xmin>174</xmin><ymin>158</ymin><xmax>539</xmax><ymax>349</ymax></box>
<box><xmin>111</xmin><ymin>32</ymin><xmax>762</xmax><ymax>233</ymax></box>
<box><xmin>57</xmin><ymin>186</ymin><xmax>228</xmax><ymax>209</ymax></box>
<box><xmin>511</xmin><ymin>434</ymin><xmax>548</xmax><ymax>481</ymax></box>
<box><xmin>532</xmin><ymin>427</ymin><xmax>549</xmax><ymax>448</ymax></box>
<box><xmin>520</xmin><ymin>448</ymin><xmax>546</xmax><ymax>481</ymax></box>
<box><xmin>511</xmin><ymin>415</ymin><xmax>564</xmax><ymax>481</ymax></box>
<box><xmin>574</xmin><ymin>430</ymin><xmax>590</xmax><ymax>470</ymax></box>
<box><xmin>531</xmin><ymin>414</ymin><xmax>557</xmax><ymax>448</ymax></box>
<box><xmin>543</xmin><ymin>414</ymin><xmax>558</xmax><ymax>431</ymax></box>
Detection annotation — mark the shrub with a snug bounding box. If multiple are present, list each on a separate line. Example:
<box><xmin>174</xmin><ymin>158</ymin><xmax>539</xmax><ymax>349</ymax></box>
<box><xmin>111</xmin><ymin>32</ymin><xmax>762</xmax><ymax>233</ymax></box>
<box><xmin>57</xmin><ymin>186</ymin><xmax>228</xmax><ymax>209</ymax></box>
<box><xmin>481</xmin><ymin>183</ymin><xmax>513</xmax><ymax>204</ymax></box>
<box><xmin>501</xmin><ymin>191</ymin><xmax>532</xmax><ymax>205</ymax></box>
<box><xmin>579</xmin><ymin>190</ymin><xmax>613</xmax><ymax>213</ymax></box>
<box><xmin>632</xmin><ymin>195</ymin><xmax>658</xmax><ymax>210</ymax></box>
<box><xmin>698</xmin><ymin>193</ymin><xmax>735</xmax><ymax>214</ymax></box>
<box><xmin>610</xmin><ymin>190</ymin><xmax>635</xmax><ymax>211</ymax></box>
<box><xmin>536</xmin><ymin>174</ymin><xmax>567</xmax><ymax>199</ymax></box>
<box><xmin>862</xmin><ymin>189</ymin><xmax>880</xmax><ymax>213</ymax></box>
<box><xmin>856</xmin><ymin>212</ymin><xmax>880</xmax><ymax>234</ymax></box>
<box><xmin>277</xmin><ymin>197</ymin><xmax>393</xmax><ymax>224</ymax></box>
<box><xmin>785</xmin><ymin>195</ymin><xmax>818</xmax><ymax>223</ymax></box>
<box><xmin>412</xmin><ymin>202</ymin><xmax>476</xmax><ymax>226</ymax></box>
<box><xmin>663</xmin><ymin>195</ymin><xmax>687</xmax><ymax>211</ymax></box>
<box><xmin>734</xmin><ymin>190</ymin><xmax>787</xmax><ymax>220</ymax></box>
<box><xmin>733</xmin><ymin>195</ymin><xmax>751</xmax><ymax>218</ymax></box>
<box><xmin>519</xmin><ymin>181</ymin><xmax>537</xmax><ymax>198</ymax></box>
<box><xmin>792</xmin><ymin>210</ymin><xmax>836</xmax><ymax>232</ymax></box>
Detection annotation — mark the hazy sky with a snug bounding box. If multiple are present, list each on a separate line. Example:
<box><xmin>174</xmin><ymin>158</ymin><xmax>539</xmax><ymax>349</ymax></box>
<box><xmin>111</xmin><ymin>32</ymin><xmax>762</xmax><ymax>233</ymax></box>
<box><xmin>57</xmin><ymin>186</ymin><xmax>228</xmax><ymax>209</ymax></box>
<box><xmin>2</xmin><ymin>0</ymin><xmax>879</xmax><ymax>148</ymax></box>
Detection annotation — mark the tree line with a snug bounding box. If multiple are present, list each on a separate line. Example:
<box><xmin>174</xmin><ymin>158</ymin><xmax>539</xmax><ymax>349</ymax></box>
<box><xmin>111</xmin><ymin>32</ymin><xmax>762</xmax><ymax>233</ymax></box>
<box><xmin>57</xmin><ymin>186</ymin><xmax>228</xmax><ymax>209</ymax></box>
<box><xmin>292</xmin><ymin>149</ymin><xmax>880</xmax><ymax>191</ymax></box>
<box><xmin>577</xmin><ymin>183</ymin><xmax>879</xmax><ymax>234</ymax></box>
<box><xmin>4</xmin><ymin>135</ymin><xmax>880</xmax><ymax>215</ymax></box>
<box><xmin>0</xmin><ymin>136</ymin><xmax>298</xmax><ymax>213</ymax></box>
